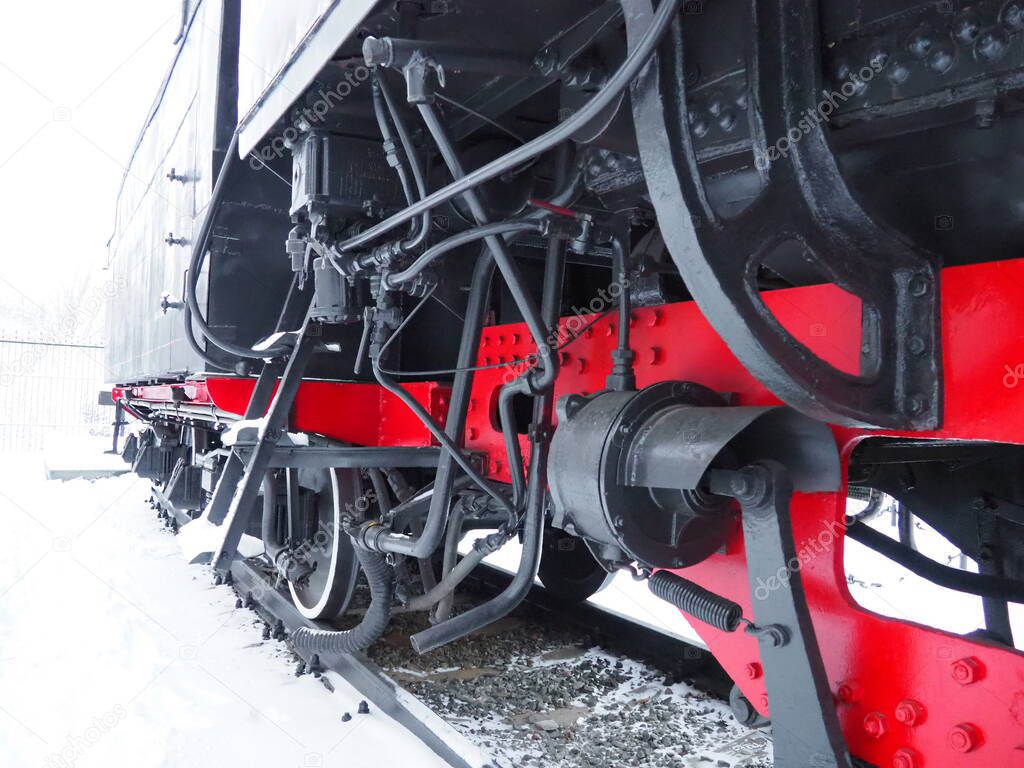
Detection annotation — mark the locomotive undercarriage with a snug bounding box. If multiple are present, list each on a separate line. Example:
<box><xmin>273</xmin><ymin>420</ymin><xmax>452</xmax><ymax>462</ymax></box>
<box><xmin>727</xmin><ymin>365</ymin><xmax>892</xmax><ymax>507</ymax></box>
<box><xmin>113</xmin><ymin>1</ymin><xmax>1024</xmax><ymax>765</ymax></box>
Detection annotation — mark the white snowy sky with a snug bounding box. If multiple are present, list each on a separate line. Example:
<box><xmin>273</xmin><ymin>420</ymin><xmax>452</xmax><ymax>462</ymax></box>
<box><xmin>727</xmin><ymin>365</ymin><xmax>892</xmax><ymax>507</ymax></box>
<box><xmin>0</xmin><ymin>1</ymin><xmax>181</xmax><ymax>315</ymax></box>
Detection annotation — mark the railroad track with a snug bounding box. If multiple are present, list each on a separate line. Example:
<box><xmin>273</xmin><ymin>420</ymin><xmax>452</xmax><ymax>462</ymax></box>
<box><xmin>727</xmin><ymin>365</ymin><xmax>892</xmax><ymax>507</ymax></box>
<box><xmin>153</xmin><ymin>492</ymin><xmax>772</xmax><ymax>768</ymax></box>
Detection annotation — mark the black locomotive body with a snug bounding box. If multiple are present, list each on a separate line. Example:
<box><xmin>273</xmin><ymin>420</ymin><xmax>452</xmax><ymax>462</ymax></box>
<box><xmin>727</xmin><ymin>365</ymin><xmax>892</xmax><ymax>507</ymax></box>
<box><xmin>108</xmin><ymin>3</ymin><xmax>1024</xmax><ymax>765</ymax></box>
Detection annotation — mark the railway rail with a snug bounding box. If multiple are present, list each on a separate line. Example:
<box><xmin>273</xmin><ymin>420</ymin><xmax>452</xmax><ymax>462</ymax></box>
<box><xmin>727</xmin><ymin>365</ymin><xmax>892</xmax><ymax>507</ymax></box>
<box><xmin>108</xmin><ymin>1</ymin><xmax>1024</xmax><ymax>764</ymax></box>
<box><xmin>152</xmin><ymin>489</ymin><xmax>763</xmax><ymax>768</ymax></box>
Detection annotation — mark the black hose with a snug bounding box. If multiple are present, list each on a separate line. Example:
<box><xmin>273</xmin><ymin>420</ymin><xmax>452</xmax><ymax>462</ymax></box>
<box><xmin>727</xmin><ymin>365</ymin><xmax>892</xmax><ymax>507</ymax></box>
<box><xmin>183</xmin><ymin>132</ymin><xmax>290</xmax><ymax>360</ymax></box>
<box><xmin>433</xmin><ymin>496</ymin><xmax>470</xmax><ymax>621</ymax></box>
<box><xmin>846</xmin><ymin>521</ymin><xmax>1024</xmax><ymax>603</ymax></box>
<box><xmin>606</xmin><ymin>236</ymin><xmax>637</xmax><ymax>391</ymax></box>
<box><xmin>410</xmin><ymin>410</ymin><xmax>550</xmax><ymax>653</ymax></box>
<box><xmin>371</xmin><ymin>77</ymin><xmax>429</xmax><ymax>250</ymax></box>
<box><xmin>382</xmin><ymin>220</ymin><xmax>543</xmax><ymax>289</ymax></box>
<box><xmin>418</xmin><ymin>102</ymin><xmax>557</xmax><ymax>394</ymax></box>
<box><xmin>363</xmin><ymin>252</ymin><xmax>497</xmax><ymax>558</ymax></box>
<box><xmin>403</xmin><ymin>532</ymin><xmax>507</xmax><ymax>612</ymax></box>
<box><xmin>371</xmin><ymin>358</ymin><xmax>515</xmax><ymax>521</ymax></box>
<box><xmin>409</xmin><ymin>167</ymin><xmax>568</xmax><ymax>651</ymax></box>
<box><xmin>376</xmin><ymin>74</ymin><xmax>431</xmax><ymax>251</ymax></box>
<box><xmin>896</xmin><ymin>501</ymin><xmax>916</xmax><ymax>550</ymax></box>
<box><xmin>182</xmin><ymin>304</ymin><xmax>230</xmax><ymax>371</ymax></box>
<box><xmin>290</xmin><ymin>545</ymin><xmax>395</xmax><ymax>653</ymax></box>
<box><xmin>498</xmin><ymin>385</ymin><xmax>527</xmax><ymax>508</ymax></box>
<box><xmin>341</xmin><ymin>0</ymin><xmax>680</xmax><ymax>253</ymax></box>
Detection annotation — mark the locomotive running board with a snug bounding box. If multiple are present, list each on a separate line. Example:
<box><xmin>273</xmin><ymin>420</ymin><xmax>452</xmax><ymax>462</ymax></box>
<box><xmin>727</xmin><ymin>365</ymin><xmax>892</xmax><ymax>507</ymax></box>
<box><xmin>230</xmin><ymin>559</ymin><xmax>479</xmax><ymax>768</ymax></box>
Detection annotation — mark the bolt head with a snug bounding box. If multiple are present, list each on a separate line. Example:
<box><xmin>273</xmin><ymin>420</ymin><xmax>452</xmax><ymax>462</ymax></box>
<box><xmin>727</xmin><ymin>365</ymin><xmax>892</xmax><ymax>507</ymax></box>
<box><xmin>892</xmin><ymin>748</ymin><xmax>919</xmax><ymax>768</ymax></box>
<box><xmin>863</xmin><ymin>711</ymin><xmax>888</xmax><ymax>739</ymax></box>
<box><xmin>948</xmin><ymin>722</ymin><xmax>981</xmax><ymax>753</ymax></box>
<box><xmin>744</xmin><ymin>662</ymin><xmax>762</xmax><ymax>680</ymax></box>
<box><xmin>758</xmin><ymin>694</ymin><xmax>769</xmax><ymax>711</ymax></box>
<box><xmin>894</xmin><ymin>699</ymin><xmax>925</xmax><ymax>726</ymax></box>
<box><xmin>836</xmin><ymin>681</ymin><xmax>857</xmax><ymax>703</ymax></box>
<box><xmin>864</xmin><ymin>712</ymin><xmax>888</xmax><ymax>741</ymax></box>
<box><xmin>951</xmin><ymin>656</ymin><xmax>983</xmax><ymax>684</ymax></box>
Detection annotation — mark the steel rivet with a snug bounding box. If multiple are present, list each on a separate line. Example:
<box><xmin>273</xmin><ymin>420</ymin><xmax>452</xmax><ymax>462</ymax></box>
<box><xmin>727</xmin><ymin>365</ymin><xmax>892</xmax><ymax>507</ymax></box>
<box><xmin>928</xmin><ymin>43</ymin><xmax>956</xmax><ymax>74</ymax></box>
<box><xmin>907</xmin><ymin>335</ymin><xmax>926</xmax><ymax>355</ymax></box>
<box><xmin>951</xmin><ymin>656</ymin><xmax>983</xmax><ymax>684</ymax></box>
<box><xmin>836</xmin><ymin>681</ymin><xmax>857</xmax><ymax>703</ymax></box>
<box><xmin>976</xmin><ymin>28</ymin><xmax>1010</xmax><ymax>62</ymax></box>
<box><xmin>887</xmin><ymin>58</ymin><xmax>911</xmax><ymax>85</ymax></box>
<box><xmin>863</xmin><ymin>711</ymin><xmax>888</xmax><ymax>739</ymax></box>
<box><xmin>908</xmin><ymin>274</ymin><xmax>930</xmax><ymax>296</ymax></box>
<box><xmin>907</xmin><ymin>28</ymin><xmax>934</xmax><ymax>59</ymax></box>
<box><xmin>894</xmin><ymin>699</ymin><xmax>926</xmax><ymax>727</ymax></box>
<box><xmin>948</xmin><ymin>723</ymin><xmax>981</xmax><ymax>753</ymax></box>
<box><xmin>954</xmin><ymin>14</ymin><xmax>981</xmax><ymax>44</ymax></box>
<box><xmin>892</xmin><ymin>748</ymin><xmax>919</xmax><ymax>768</ymax></box>
<box><xmin>1002</xmin><ymin>1</ymin><xmax>1024</xmax><ymax>32</ymax></box>
<box><xmin>905</xmin><ymin>396</ymin><xmax>927</xmax><ymax>415</ymax></box>
<box><xmin>868</xmin><ymin>46</ymin><xmax>890</xmax><ymax>70</ymax></box>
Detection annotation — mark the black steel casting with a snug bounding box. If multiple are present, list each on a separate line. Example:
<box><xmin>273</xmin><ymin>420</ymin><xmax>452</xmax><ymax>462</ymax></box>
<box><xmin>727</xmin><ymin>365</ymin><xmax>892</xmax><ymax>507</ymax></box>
<box><xmin>625</xmin><ymin>0</ymin><xmax>942</xmax><ymax>430</ymax></box>
<box><xmin>211</xmin><ymin>316</ymin><xmax>321</xmax><ymax>573</ymax></box>
<box><xmin>709</xmin><ymin>463</ymin><xmax>852</xmax><ymax>768</ymax></box>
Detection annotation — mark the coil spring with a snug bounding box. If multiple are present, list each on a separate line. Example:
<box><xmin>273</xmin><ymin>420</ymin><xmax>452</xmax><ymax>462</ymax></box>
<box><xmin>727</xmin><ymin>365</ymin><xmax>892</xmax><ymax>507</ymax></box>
<box><xmin>648</xmin><ymin>570</ymin><xmax>743</xmax><ymax>632</ymax></box>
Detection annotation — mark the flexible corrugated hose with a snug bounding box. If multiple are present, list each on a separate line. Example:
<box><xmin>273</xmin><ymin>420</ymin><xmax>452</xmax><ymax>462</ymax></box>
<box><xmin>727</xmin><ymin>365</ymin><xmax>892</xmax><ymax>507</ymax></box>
<box><xmin>290</xmin><ymin>544</ymin><xmax>394</xmax><ymax>654</ymax></box>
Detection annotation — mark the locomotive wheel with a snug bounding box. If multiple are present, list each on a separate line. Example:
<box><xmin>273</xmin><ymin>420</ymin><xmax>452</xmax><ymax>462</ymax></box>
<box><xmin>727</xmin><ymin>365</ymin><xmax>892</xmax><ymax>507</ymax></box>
<box><xmin>287</xmin><ymin>468</ymin><xmax>363</xmax><ymax>621</ymax></box>
<box><xmin>537</xmin><ymin>525</ymin><xmax>612</xmax><ymax>602</ymax></box>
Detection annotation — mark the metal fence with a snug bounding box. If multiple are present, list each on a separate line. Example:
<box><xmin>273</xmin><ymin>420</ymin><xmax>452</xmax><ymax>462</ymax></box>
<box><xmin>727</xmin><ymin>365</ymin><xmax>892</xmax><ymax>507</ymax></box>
<box><xmin>0</xmin><ymin>332</ymin><xmax>112</xmax><ymax>452</ymax></box>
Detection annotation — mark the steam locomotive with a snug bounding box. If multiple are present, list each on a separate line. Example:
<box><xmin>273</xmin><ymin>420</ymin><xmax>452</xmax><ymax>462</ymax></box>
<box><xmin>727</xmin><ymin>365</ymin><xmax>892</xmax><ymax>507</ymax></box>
<box><xmin>108</xmin><ymin>1</ymin><xmax>1024</xmax><ymax>765</ymax></box>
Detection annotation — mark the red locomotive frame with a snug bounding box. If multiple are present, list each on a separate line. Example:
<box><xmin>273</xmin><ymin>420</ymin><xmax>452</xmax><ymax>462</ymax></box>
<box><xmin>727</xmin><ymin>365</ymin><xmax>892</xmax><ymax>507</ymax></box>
<box><xmin>116</xmin><ymin>257</ymin><xmax>1024</xmax><ymax>766</ymax></box>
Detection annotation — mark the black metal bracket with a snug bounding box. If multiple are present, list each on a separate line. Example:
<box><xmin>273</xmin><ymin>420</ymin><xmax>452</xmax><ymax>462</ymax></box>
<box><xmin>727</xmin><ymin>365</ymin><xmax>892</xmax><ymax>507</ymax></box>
<box><xmin>625</xmin><ymin>0</ymin><xmax>942</xmax><ymax>430</ymax></box>
<box><xmin>709</xmin><ymin>462</ymin><xmax>851</xmax><ymax>768</ymax></box>
<box><xmin>209</xmin><ymin>316</ymin><xmax>321</xmax><ymax>573</ymax></box>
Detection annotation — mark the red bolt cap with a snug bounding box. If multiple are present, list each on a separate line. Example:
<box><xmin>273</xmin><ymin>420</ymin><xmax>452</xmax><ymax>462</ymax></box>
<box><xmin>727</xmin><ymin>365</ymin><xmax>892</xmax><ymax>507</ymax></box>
<box><xmin>836</xmin><ymin>681</ymin><xmax>857</xmax><ymax>703</ymax></box>
<box><xmin>948</xmin><ymin>723</ymin><xmax>981</xmax><ymax>753</ymax></box>
<box><xmin>892</xmin><ymin>748</ymin><xmax>919</xmax><ymax>768</ymax></box>
<box><xmin>759</xmin><ymin>694</ymin><xmax>769</xmax><ymax>711</ymax></box>
<box><xmin>744</xmin><ymin>662</ymin><xmax>762</xmax><ymax>680</ymax></box>
<box><xmin>894</xmin><ymin>699</ymin><xmax>926</xmax><ymax>727</ymax></box>
<box><xmin>951</xmin><ymin>656</ymin><xmax>984</xmax><ymax>685</ymax></box>
<box><xmin>863</xmin><ymin>712</ymin><xmax>888</xmax><ymax>739</ymax></box>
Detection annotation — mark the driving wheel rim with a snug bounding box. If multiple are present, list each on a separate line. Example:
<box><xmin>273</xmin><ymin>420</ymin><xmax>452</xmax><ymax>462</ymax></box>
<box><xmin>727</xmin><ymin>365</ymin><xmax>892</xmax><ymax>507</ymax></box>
<box><xmin>288</xmin><ymin>468</ymin><xmax>362</xmax><ymax>620</ymax></box>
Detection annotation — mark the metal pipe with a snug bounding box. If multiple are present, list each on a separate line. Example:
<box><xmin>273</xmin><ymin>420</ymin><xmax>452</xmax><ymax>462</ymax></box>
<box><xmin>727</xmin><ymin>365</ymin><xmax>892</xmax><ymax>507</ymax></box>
<box><xmin>606</xmin><ymin>236</ymin><xmax>637</xmax><ymax>391</ymax></box>
<box><xmin>410</xmin><ymin>178</ymin><xmax>568</xmax><ymax>652</ymax></box>
<box><xmin>403</xmin><ymin>532</ymin><xmax>507</xmax><ymax>612</ymax></box>
<box><xmin>417</xmin><ymin>101</ymin><xmax>557</xmax><ymax>393</ymax></box>
<box><xmin>371</xmin><ymin>75</ymin><xmax>430</xmax><ymax>251</ymax></box>
<box><xmin>432</xmin><ymin>496</ymin><xmax>471</xmax><ymax>621</ymax></box>
<box><xmin>337</xmin><ymin>0</ymin><xmax>680</xmax><ymax>253</ymax></box>
<box><xmin>381</xmin><ymin>220</ymin><xmax>543</xmax><ymax>288</ymax></box>
<box><xmin>410</xmin><ymin>416</ymin><xmax>550</xmax><ymax>653</ymax></box>
<box><xmin>260</xmin><ymin>472</ymin><xmax>286</xmax><ymax>560</ymax></box>
<box><xmin>363</xmin><ymin>36</ymin><xmax>531</xmax><ymax>77</ymax></box>
<box><xmin>847</xmin><ymin>521</ymin><xmax>1024</xmax><ymax>603</ymax></box>
<box><xmin>365</xmin><ymin>251</ymin><xmax>500</xmax><ymax>557</ymax></box>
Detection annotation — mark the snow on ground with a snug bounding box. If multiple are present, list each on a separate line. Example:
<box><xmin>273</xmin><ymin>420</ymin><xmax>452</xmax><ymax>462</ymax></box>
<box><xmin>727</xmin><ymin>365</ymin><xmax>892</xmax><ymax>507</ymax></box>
<box><xmin>0</xmin><ymin>449</ymin><xmax>453</xmax><ymax>768</ymax></box>
<box><xmin>473</xmin><ymin>502</ymin><xmax>1024</xmax><ymax>650</ymax></box>
<box><xmin>2</xmin><ymin>441</ymin><xmax>1021</xmax><ymax>768</ymax></box>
